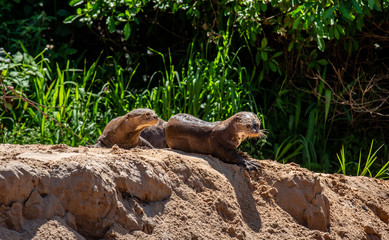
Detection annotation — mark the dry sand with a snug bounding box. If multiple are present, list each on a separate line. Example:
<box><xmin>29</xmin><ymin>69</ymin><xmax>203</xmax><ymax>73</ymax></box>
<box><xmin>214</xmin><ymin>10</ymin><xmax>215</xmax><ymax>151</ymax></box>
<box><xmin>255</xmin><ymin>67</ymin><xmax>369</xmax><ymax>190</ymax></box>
<box><xmin>0</xmin><ymin>144</ymin><xmax>388</xmax><ymax>239</ymax></box>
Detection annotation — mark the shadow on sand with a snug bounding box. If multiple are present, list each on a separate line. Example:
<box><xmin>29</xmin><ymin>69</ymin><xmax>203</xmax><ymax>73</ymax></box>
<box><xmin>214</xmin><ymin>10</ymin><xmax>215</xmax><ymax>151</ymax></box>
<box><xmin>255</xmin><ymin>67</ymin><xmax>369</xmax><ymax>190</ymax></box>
<box><xmin>168</xmin><ymin>149</ymin><xmax>262</xmax><ymax>232</ymax></box>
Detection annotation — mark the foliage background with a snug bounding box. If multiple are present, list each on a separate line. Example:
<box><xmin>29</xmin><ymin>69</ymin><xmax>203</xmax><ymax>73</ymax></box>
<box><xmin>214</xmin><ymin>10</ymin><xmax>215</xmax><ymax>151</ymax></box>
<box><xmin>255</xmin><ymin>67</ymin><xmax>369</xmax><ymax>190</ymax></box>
<box><xmin>1</xmin><ymin>0</ymin><xmax>389</xmax><ymax>178</ymax></box>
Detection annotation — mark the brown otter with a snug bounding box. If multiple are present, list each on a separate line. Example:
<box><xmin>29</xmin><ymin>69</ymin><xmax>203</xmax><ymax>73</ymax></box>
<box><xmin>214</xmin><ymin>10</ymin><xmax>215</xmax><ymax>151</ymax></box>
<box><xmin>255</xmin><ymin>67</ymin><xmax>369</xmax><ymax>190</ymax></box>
<box><xmin>140</xmin><ymin>118</ymin><xmax>168</xmax><ymax>148</ymax></box>
<box><xmin>95</xmin><ymin>108</ymin><xmax>158</xmax><ymax>149</ymax></box>
<box><xmin>165</xmin><ymin>112</ymin><xmax>265</xmax><ymax>171</ymax></box>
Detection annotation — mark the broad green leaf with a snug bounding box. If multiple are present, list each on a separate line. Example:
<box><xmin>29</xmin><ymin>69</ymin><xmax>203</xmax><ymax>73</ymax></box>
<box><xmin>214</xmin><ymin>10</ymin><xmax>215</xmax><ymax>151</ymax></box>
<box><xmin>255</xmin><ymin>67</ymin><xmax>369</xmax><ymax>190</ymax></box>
<box><xmin>351</xmin><ymin>0</ymin><xmax>362</xmax><ymax>13</ymax></box>
<box><xmin>368</xmin><ymin>0</ymin><xmax>375</xmax><ymax>9</ymax></box>
<box><xmin>356</xmin><ymin>16</ymin><xmax>364</xmax><ymax>31</ymax></box>
<box><xmin>334</xmin><ymin>26</ymin><xmax>340</xmax><ymax>39</ymax></box>
<box><xmin>260</xmin><ymin>3</ymin><xmax>267</xmax><ymax>12</ymax></box>
<box><xmin>14</xmin><ymin>52</ymin><xmax>23</xmax><ymax>63</ymax></box>
<box><xmin>374</xmin><ymin>0</ymin><xmax>382</xmax><ymax>11</ymax></box>
<box><xmin>317</xmin><ymin>59</ymin><xmax>328</xmax><ymax>65</ymax></box>
<box><xmin>336</xmin><ymin>24</ymin><xmax>345</xmax><ymax>35</ymax></box>
<box><xmin>255</xmin><ymin>51</ymin><xmax>261</xmax><ymax>65</ymax></box>
<box><xmin>273</xmin><ymin>52</ymin><xmax>283</xmax><ymax>58</ymax></box>
<box><xmin>261</xmin><ymin>37</ymin><xmax>268</xmax><ymax>48</ymax></box>
<box><xmin>269</xmin><ymin>61</ymin><xmax>277</xmax><ymax>72</ymax></box>
<box><xmin>107</xmin><ymin>16</ymin><xmax>115</xmax><ymax>33</ymax></box>
<box><xmin>339</xmin><ymin>5</ymin><xmax>351</xmax><ymax>19</ymax></box>
<box><xmin>329</xmin><ymin>25</ymin><xmax>334</xmax><ymax>39</ymax></box>
<box><xmin>323</xmin><ymin>5</ymin><xmax>337</xmax><ymax>20</ymax></box>
<box><xmin>292</xmin><ymin>16</ymin><xmax>302</xmax><ymax>30</ymax></box>
<box><xmin>91</xmin><ymin>1</ymin><xmax>101</xmax><ymax>15</ymax></box>
<box><xmin>261</xmin><ymin>51</ymin><xmax>268</xmax><ymax>61</ymax></box>
<box><xmin>4</xmin><ymin>102</ymin><xmax>12</xmax><ymax>110</ymax></box>
<box><xmin>124</xmin><ymin>22</ymin><xmax>131</xmax><ymax>40</ymax></box>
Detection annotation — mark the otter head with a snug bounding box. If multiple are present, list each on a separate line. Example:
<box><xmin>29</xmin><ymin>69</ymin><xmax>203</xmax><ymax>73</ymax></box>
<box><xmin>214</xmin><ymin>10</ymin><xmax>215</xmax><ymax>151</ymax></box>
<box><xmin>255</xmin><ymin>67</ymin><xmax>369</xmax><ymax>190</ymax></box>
<box><xmin>122</xmin><ymin>108</ymin><xmax>159</xmax><ymax>133</ymax></box>
<box><xmin>231</xmin><ymin>112</ymin><xmax>265</xmax><ymax>147</ymax></box>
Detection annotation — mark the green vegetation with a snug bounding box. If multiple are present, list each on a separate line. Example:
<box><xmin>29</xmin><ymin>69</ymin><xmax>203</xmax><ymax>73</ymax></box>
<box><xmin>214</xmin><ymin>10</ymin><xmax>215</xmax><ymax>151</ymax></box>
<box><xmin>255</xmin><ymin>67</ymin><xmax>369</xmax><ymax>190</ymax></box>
<box><xmin>1</xmin><ymin>0</ymin><xmax>388</xmax><ymax>178</ymax></box>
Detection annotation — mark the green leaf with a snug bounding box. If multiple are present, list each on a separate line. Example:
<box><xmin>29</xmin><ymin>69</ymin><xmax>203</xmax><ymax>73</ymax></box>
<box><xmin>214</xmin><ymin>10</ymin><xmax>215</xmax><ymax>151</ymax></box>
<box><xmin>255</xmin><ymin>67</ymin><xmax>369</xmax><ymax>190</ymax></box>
<box><xmin>353</xmin><ymin>39</ymin><xmax>359</xmax><ymax>51</ymax></box>
<box><xmin>269</xmin><ymin>61</ymin><xmax>277</xmax><ymax>72</ymax></box>
<box><xmin>374</xmin><ymin>0</ymin><xmax>382</xmax><ymax>11</ymax></box>
<box><xmin>125</xmin><ymin>10</ymin><xmax>131</xmax><ymax>18</ymax></box>
<box><xmin>315</xmin><ymin>23</ymin><xmax>324</xmax><ymax>37</ymax></box>
<box><xmin>351</xmin><ymin>0</ymin><xmax>362</xmax><ymax>13</ymax></box>
<box><xmin>316</xmin><ymin>59</ymin><xmax>328</xmax><ymax>65</ymax></box>
<box><xmin>14</xmin><ymin>52</ymin><xmax>23</xmax><ymax>63</ymax></box>
<box><xmin>317</xmin><ymin>36</ymin><xmax>325</xmax><ymax>51</ymax></box>
<box><xmin>334</xmin><ymin>26</ymin><xmax>340</xmax><ymax>39</ymax></box>
<box><xmin>91</xmin><ymin>1</ymin><xmax>101</xmax><ymax>15</ymax></box>
<box><xmin>288</xmin><ymin>42</ymin><xmax>294</xmax><ymax>52</ymax></box>
<box><xmin>329</xmin><ymin>25</ymin><xmax>334</xmax><ymax>39</ymax></box>
<box><xmin>273</xmin><ymin>51</ymin><xmax>283</xmax><ymax>58</ymax></box>
<box><xmin>255</xmin><ymin>51</ymin><xmax>261</xmax><ymax>65</ymax></box>
<box><xmin>124</xmin><ymin>22</ymin><xmax>131</xmax><ymax>40</ymax></box>
<box><xmin>107</xmin><ymin>16</ymin><xmax>115</xmax><ymax>33</ymax></box>
<box><xmin>356</xmin><ymin>16</ymin><xmax>364</xmax><ymax>31</ymax></box>
<box><xmin>292</xmin><ymin>16</ymin><xmax>302</xmax><ymax>30</ymax></box>
<box><xmin>323</xmin><ymin>5</ymin><xmax>337</xmax><ymax>20</ymax></box>
<box><xmin>339</xmin><ymin>5</ymin><xmax>351</xmax><ymax>19</ymax></box>
<box><xmin>336</xmin><ymin>24</ymin><xmax>345</xmax><ymax>35</ymax></box>
<box><xmin>368</xmin><ymin>0</ymin><xmax>375</xmax><ymax>9</ymax></box>
<box><xmin>260</xmin><ymin>3</ymin><xmax>267</xmax><ymax>12</ymax></box>
<box><xmin>261</xmin><ymin>51</ymin><xmax>268</xmax><ymax>61</ymax></box>
<box><xmin>64</xmin><ymin>15</ymin><xmax>80</xmax><ymax>24</ymax></box>
<box><xmin>69</xmin><ymin>0</ymin><xmax>84</xmax><ymax>7</ymax></box>
<box><xmin>4</xmin><ymin>102</ymin><xmax>12</xmax><ymax>110</ymax></box>
<box><xmin>261</xmin><ymin>37</ymin><xmax>268</xmax><ymax>48</ymax></box>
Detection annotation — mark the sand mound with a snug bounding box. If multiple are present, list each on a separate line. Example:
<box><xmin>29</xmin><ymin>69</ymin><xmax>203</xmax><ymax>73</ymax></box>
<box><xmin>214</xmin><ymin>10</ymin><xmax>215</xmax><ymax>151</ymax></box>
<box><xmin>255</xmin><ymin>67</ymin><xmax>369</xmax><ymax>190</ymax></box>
<box><xmin>0</xmin><ymin>144</ymin><xmax>388</xmax><ymax>239</ymax></box>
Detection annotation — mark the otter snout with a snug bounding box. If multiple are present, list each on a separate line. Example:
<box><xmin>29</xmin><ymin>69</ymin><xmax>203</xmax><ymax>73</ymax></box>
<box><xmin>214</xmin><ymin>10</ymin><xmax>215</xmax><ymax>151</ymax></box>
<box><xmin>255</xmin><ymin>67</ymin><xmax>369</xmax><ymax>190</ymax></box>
<box><xmin>252</xmin><ymin>122</ymin><xmax>259</xmax><ymax>133</ymax></box>
<box><xmin>147</xmin><ymin>114</ymin><xmax>158</xmax><ymax>122</ymax></box>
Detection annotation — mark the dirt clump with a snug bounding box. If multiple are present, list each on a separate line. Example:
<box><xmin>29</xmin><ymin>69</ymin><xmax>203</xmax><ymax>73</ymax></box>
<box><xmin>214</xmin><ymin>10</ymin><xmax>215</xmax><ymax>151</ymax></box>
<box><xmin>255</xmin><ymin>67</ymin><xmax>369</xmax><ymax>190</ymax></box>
<box><xmin>0</xmin><ymin>144</ymin><xmax>388</xmax><ymax>239</ymax></box>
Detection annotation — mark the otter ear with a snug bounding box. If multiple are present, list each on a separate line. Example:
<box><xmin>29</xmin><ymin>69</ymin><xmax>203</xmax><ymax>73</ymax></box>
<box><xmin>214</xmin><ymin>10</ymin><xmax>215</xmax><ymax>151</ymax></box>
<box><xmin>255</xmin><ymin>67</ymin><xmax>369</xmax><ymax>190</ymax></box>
<box><xmin>233</xmin><ymin>115</ymin><xmax>242</xmax><ymax>122</ymax></box>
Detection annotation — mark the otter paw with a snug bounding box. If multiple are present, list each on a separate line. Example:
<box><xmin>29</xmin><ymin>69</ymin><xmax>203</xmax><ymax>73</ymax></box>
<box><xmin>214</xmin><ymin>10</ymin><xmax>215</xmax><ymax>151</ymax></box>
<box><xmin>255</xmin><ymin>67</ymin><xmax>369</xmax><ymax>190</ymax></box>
<box><xmin>244</xmin><ymin>160</ymin><xmax>261</xmax><ymax>171</ymax></box>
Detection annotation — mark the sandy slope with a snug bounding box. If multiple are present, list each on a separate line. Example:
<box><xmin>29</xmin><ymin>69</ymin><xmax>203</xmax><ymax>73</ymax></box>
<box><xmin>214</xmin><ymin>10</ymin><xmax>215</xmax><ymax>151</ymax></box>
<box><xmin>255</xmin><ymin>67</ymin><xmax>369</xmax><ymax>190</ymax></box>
<box><xmin>0</xmin><ymin>144</ymin><xmax>388</xmax><ymax>240</ymax></box>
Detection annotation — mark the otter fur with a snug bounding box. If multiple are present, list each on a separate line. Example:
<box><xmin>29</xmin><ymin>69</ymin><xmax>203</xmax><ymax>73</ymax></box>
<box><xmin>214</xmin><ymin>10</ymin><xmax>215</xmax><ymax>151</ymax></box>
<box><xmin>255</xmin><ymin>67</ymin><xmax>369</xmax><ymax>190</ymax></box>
<box><xmin>95</xmin><ymin>108</ymin><xmax>158</xmax><ymax>149</ymax></box>
<box><xmin>165</xmin><ymin>112</ymin><xmax>265</xmax><ymax>171</ymax></box>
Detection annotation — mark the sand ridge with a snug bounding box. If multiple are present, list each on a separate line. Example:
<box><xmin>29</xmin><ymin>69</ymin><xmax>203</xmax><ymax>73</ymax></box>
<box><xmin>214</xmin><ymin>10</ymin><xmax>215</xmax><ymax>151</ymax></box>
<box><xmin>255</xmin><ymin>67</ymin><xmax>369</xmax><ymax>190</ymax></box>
<box><xmin>0</xmin><ymin>144</ymin><xmax>388</xmax><ymax>239</ymax></box>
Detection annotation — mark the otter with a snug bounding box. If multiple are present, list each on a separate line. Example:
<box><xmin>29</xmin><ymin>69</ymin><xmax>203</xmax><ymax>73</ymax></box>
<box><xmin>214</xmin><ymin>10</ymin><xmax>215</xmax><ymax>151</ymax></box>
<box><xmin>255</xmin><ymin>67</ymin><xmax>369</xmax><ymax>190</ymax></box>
<box><xmin>165</xmin><ymin>112</ymin><xmax>265</xmax><ymax>171</ymax></box>
<box><xmin>140</xmin><ymin>118</ymin><xmax>168</xmax><ymax>148</ymax></box>
<box><xmin>95</xmin><ymin>108</ymin><xmax>158</xmax><ymax>149</ymax></box>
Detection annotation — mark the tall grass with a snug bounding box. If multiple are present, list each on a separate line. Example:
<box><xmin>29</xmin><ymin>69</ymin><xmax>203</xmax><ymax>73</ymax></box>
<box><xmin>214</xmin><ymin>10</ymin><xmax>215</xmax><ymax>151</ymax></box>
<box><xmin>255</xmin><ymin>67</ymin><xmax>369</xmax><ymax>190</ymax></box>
<box><xmin>130</xmin><ymin>29</ymin><xmax>259</xmax><ymax>123</ymax></box>
<box><xmin>336</xmin><ymin>140</ymin><xmax>388</xmax><ymax>178</ymax></box>
<box><xmin>0</xmin><ymin>45</ymin><xmax>388</xmax><ymax>179</ymax></box>
<box><xmin>0</xmin><ymin>49</ymin><xmax>104</xmax><ymax>145</ymax></box>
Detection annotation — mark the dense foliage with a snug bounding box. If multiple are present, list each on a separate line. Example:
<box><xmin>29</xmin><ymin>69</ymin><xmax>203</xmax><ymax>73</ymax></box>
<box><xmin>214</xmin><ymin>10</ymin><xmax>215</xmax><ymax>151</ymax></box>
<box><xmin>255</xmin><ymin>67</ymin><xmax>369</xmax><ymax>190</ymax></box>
<box><xmin>1</xmin><ymin>0</ymin><xmax>388</xmax><ymax>178</ymax></box>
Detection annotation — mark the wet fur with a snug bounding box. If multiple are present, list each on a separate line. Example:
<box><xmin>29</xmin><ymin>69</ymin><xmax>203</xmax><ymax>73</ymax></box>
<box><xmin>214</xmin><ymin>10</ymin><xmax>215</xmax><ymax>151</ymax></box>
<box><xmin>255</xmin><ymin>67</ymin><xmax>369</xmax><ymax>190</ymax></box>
<box><xmin>165</xmin><ymin>112</ymin><xmax>266</xmax><ymax>171</ymax></box>
<box><xmin>95</xmin><ymin>109</ymin><xmax>158</xmax><ymax>149</ymax></box>
<box><xmin>140</xmin><ymin>118</ymin><xmax>168</xmax><ymax>148</ymax></box>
